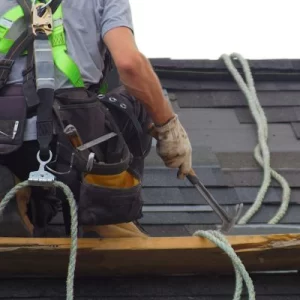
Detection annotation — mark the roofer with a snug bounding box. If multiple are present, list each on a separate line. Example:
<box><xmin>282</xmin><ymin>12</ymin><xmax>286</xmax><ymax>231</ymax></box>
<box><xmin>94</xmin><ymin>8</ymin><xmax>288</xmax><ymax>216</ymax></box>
<box><xmin>0</xmin><ymin>0</ymin><xmax>192</xmax><ymax>238</ymax></box>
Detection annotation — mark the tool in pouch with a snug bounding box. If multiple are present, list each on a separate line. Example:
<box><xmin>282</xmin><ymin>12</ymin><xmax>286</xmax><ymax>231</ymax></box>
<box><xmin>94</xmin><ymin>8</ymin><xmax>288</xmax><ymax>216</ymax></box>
<box><xmin>186</xmin><ymin>169</ymin><xmax>243</xmax><ymax>234</ymax></box>
<box><xmin>64</xmin><ymin>124</ymin><xmax>96</xmax><ymax>172</ymax></box>
<box><xmin>28</xmin><ymin>2</ymin><xmax>56</xmax><ymax>186</ymax></box>
<box><xmin>63</xmin><ymin>124</ymin><xmax>118</xmax><ymax>172</ymax></box>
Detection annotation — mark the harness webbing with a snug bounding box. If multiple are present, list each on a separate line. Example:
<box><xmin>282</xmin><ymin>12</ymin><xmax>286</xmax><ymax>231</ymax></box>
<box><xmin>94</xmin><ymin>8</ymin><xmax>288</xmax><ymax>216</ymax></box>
<box><xmin>50</xmin><ymin>5</ymin><xmax>84</xmax><ymax>87</ymax></box>
<box><xmin>0</xmin><ymin>1</ymin><xmax>84</xmax><ymax>87</ymax></box>
<box><xmin>0</xmin><ymin>6</ymin><xmax>24</xmax><ymax>54</ymax></box>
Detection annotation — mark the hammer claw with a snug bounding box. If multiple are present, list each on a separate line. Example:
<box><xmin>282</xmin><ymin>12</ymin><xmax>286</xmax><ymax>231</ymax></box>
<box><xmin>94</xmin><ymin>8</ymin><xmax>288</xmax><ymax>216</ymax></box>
<box><xmin>186</xmin><ymin>169</ymin><xmax>242</xmax><ymax>234</ymax></box>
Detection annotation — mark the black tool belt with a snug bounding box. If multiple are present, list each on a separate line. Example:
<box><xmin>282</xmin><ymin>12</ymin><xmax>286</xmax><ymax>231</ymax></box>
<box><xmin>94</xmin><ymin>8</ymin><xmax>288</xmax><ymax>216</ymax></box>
<box><xmin>53</xmin><ymin>87</ymin><xmax>152</xmax><ymax>226</ymax></box>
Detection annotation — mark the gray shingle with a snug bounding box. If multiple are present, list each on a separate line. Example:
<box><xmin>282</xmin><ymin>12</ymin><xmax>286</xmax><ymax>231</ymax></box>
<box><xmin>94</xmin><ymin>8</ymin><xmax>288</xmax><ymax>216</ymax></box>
<box><xmin>142</xmin><ymin>225</ymin><xmax>190</xmax><ymax>237</ymax></box>
<box><xmin>278</xmin><ymin>188</ymin><xmax>300</xmax><ymax>205</ymax></box>
<box><xmin>185</xmin><ymin>124</ymin><xmax>300</xmax><ymax>152</ymax></box>
<box><xmin>224</xmin><ymin>169</ymin><xmax>300</xmax><ymax>187</ymax></box>
<box><xmin>160</xmin><ymin>79</ymin><xmax>300</xmax><ymax>91</ymax></box>
<box><xmin>139</xmin><ymin>204</ymin><xmax>300</xmax><ymax>225</ymax></box>
<box><xmin>143</xmin><ymin>187</ymin><xmax>300</xmax><ymax>206</ymax></box>
<box><xmin>142</xmin><ymin>188</ymin><xmax>184</xmax><ymax>205</ymax></box>
<box><xmin>179</xmin><ymin>187</ymin><xmax>240</xmax><ymax>205</ymax></box>
<box><xmin>2</xmin><ymin>273</ymin><xmax>300</xmax><ymax>298</ymax></box>
<box><xmin>4</xmin><ymin>296</ymin><xmax>300</xmax><ymax>300</ymax></box>
<box><xmin>176</xmin><ymin>91</ymin><xmax>300</xmax><ymax>108</ymax></box>
<box><xmin>216</xmin><ymin>152</ymin><xmax>300</xmax><ymax>169</ymax></box>
<box><xmin>291</xmin><ymin>122</ymin><xmax>300</xmax><ymax>139</ymax></box>
<box><xmin>143</xmin><ymin>167</ymin><xmax>229</xmax><ymax>187</ymax></box>
<box><xmin>177</xmin><ymin>108</ymin><xmax>241</xmax><ymax>129</ymax></box>
<box><xmin>145</xmin><ymin>146</ymin><xmax>220</xmax><ymax>167</ymax></box>
<box><xmin>234</xmin><ymin>187</ymin><xmax>281</xmax><ymax>204</ymax></box>
<box><xmin>235</xmin><ymin>107</ymin><xmax>300</xmax><ymax>123</ymax></box>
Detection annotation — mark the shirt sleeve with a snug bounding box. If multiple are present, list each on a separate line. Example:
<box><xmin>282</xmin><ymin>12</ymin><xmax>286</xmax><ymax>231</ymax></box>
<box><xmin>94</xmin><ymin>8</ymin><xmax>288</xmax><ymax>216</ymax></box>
<box><xmin>100</xmin><ymin>0</ymin><xmax>134</xmax><ymax>38</ymax></box>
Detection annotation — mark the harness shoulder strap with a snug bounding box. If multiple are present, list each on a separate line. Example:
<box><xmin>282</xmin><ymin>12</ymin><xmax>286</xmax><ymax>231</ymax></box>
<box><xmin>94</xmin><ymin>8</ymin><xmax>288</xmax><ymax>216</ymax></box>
<box><xmin>0</xmin><ymin>0</ymin><xmax>84</xmax><ymax>89</ymax></box>
<box><xmin>0</xmin><ymin>5</ymin><xmax>25</xmax><ymax>54</ymax></box>
<box><xmin>0</xmin><ymin>0</ymin><xmax>33</xmax><ymax>90</ymax></box>
<box><xmin>50</xmin><ymin>5</ymin><xmax>84</xmax><ymax>87</ymax></box>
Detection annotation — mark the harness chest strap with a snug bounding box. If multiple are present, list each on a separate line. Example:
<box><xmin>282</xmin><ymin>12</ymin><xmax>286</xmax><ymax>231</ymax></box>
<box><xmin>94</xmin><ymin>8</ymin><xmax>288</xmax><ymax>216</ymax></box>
<box><xmin>0</xmin><ymin>2</ymin><xmax>84</xmax><ymax>88</ymax></box>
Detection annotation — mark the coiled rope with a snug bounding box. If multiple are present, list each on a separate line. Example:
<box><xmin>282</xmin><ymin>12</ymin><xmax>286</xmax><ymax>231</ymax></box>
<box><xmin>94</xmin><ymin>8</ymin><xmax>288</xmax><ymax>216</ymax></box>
<box><xmin>0</xmin><ymin>180</ymin><xmax>78</xmax><ymax>300</ymax></box>
<box><xmin>191</xmin><ymin>52</ymin><xmax>293</xmax><ymax>300</ymax></box>
<box><xmin>221</xmin><ymin>53</ymin><xmax>291</xmax><ymax>225</ymax></box>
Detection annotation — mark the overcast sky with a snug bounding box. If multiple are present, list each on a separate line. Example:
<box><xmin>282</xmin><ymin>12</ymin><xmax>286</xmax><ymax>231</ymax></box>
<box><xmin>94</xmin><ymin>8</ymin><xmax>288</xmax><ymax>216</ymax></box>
<box><xmin>129</xmin><ymin>0</ymin><xmax>300</xmax><ymax>59</ymax></box>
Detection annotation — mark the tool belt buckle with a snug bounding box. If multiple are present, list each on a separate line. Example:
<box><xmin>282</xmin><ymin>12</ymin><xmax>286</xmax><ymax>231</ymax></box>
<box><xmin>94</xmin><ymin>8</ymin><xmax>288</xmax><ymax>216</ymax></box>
<box><xmin>32</xmin><ymin>3</ymin><xmax>53</xmax><ymax>36</ymax></box>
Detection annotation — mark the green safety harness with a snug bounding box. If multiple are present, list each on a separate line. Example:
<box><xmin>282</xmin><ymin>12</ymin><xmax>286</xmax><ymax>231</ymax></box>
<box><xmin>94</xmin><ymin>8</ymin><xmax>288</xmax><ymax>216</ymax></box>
<box><xmin>0</xmin><ymin>0</ymin><xmax>111</xmax><ymax>157</ymax></box>
<box><xmin>0</xmin><ymin>1</ymin><xmax>83</xmax><ymax>87</ymax></box>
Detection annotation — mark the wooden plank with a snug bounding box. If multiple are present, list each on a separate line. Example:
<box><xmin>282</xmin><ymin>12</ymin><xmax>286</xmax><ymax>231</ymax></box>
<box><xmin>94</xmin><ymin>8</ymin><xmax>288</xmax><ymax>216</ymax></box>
<box><xmin>0</xmin><ymin>234</ymin><xmax>300</xmax><ymax>277</ymax></box>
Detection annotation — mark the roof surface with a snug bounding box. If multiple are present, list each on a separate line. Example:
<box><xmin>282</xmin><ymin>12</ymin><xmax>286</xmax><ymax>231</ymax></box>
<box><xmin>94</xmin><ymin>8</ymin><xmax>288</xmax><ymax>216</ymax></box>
<box><xmin>12</xmin><ymin>58</ymin><xmax>300</xmax><ymax>299</ymax></box>
<box><xmin>2</xmin><ymin>273</ymin><xmax>300</xmax><ymax>299</ymax></box>
<box><xmin>141</xmin><ymin>58</ymin><xmax>300</xmax><ymax>236</ymax></box>
<box><xmin>50</xmin><ymin>58</ymin><xmax>300</xmax><ymax>237</ymax></box>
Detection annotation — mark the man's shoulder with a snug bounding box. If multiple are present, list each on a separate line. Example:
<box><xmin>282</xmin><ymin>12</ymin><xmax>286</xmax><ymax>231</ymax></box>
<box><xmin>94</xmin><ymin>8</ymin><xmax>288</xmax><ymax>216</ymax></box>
<box><xmin>1</xmin><ymin>1</ymin><xmax>17</xmax><ymax>15</ymax></box>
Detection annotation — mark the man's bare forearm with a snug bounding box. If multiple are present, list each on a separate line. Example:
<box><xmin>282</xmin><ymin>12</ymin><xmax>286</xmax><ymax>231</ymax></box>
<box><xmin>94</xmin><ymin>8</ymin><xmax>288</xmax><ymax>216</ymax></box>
<box><xmin>118</xmin><ymin>53</ymin><xmax>175</xmax><ymax>126</ymax></box>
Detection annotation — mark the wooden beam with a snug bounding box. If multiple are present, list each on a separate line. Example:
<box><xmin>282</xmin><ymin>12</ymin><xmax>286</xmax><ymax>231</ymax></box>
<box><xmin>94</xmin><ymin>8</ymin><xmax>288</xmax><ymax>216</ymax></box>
<box><xmin>0</xmin><ymin>234</ymin><xmax>300</xmax><ymax>277</ymax></box>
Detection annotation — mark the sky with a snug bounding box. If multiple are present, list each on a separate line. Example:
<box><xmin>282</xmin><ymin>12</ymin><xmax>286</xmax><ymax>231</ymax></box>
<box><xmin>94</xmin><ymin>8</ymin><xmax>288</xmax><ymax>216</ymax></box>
<box><xmin>129</xmin><ymin>0</ymin><xmax>300</xmax><ymax>59</ymax></box>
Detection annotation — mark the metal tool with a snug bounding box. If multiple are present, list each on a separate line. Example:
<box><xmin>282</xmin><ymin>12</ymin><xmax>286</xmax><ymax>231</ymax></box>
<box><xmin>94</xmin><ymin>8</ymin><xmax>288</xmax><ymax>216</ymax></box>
<box><xmin>28</xmin><ymin>151</ymin><xmax>56</xmax><ymax>187</ymax></box>
<box><xmin>64</xmin><ymin>124</ymin><xmax>84</xmax><ymax>148</ymax></box>
<box><xmin>64</xmin><ymin>124</ymin><xmax>96</xmax><ymax>171</ymax></box>
<box><xmin>186</xmin><ymin>169</ymin><xmax>243</xmax><ymax>234</ymax></box>
<box><xmin>77</xmin><ymin>132</ymin><xmax>117</xmax><ymax>152</ymax></box>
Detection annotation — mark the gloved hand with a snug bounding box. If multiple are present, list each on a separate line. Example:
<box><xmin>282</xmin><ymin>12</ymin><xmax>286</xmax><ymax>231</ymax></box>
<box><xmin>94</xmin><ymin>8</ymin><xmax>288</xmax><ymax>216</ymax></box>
<box><xmin>149</xmin><ymin>114</ymin><xmax>192</xmax><ymax>179</ymax></box>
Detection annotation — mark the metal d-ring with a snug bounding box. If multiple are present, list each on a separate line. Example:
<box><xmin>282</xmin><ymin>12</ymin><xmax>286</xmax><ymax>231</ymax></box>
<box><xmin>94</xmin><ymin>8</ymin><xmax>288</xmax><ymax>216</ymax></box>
<box><xmin>36</xmin><ymin>150</ymin><xmax>53</xmax><ymax>166</ymax></box>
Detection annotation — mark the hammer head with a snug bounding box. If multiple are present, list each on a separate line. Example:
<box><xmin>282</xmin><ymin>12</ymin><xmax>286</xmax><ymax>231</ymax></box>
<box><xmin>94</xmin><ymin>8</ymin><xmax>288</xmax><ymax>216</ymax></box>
<box><xmin>217</xmin><ymin>203</ymin><xmax>244</xmax><ymax>234</ymax></box>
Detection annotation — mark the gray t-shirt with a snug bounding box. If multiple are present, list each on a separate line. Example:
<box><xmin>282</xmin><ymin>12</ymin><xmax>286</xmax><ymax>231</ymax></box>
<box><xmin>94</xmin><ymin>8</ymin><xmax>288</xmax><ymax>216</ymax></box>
<box><xmin>0</xmin><ymin>0</ymin><xmax>134</xmax><ymax>90</ymax></box>
<box><xmin>0</xmin><ymin>0</ymin><xmax>134</xmax><ymax>140</ymax></box>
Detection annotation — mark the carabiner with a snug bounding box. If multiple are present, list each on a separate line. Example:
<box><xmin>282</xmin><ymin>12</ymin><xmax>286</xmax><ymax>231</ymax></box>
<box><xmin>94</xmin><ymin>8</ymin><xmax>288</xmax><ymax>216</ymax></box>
<box><xmin>33</xmin><ymin>0</ymin><xmax>53</xmax><ymax>9</ymax></box>
<box><xmin>41</xmin><ymin>0</ymin><xmax>53</xmax><ymax>9</ymax></box>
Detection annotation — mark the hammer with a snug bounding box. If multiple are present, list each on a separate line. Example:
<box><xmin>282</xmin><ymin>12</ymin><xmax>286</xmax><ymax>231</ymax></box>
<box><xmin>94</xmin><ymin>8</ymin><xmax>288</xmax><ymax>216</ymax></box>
<box><xmin>186</xmin><ymin>169</ymin><xmax>243</xmax><ymax>234</ymax></box>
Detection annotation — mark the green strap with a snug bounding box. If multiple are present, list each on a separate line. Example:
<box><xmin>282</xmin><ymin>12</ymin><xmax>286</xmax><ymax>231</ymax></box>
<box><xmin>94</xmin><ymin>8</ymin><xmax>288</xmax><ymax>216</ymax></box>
<box><xmin>50</xmin><ymin>5</ymin><xmax>84</xmax><ymax>87</ymax></box>
<box><xmin>0</xmin><ymin>2</ymin><xmax>84</xmax><ymax>88</ymax></box>
<box><xmin>0</xmin><ymin>6</ymin><xmax>24</xmax><ymax>54</ymax></box>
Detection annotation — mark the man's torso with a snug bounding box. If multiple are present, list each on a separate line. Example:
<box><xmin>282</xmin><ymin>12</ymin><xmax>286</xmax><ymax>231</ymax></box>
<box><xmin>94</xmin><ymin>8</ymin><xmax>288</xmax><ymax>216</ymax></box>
<box><xmin>0</xmin><ymin>0</ymin><xmax>107</xmax><ymax>90</ymax></box>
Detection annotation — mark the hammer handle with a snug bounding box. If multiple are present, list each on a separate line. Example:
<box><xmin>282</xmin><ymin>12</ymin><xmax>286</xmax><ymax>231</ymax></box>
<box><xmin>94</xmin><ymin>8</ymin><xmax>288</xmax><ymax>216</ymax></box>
<box><xmin>186</xmin><ymin>169</ymin><xmax>231</xmax><ymax>224</ymax></box>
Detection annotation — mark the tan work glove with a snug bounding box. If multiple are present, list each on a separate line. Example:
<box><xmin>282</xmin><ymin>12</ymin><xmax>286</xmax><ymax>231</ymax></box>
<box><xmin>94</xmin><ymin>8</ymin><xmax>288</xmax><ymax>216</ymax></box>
<box><xmin>149</xmin><ymin>114</ymin><xmax>192</xmax><ymax>179</ymax></box>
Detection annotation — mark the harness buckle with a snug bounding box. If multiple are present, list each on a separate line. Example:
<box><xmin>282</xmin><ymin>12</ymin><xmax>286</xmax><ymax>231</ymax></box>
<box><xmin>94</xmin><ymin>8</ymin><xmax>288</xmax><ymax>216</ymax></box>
<box><xmin>31</xmin><ymin>3</ymin><xmax>53</xmax><ymax>36</ymax></box>
<box><xmin>28</xmin><ymin>150</ymin><xmax>56</xmax><ymax>187</ymax></box>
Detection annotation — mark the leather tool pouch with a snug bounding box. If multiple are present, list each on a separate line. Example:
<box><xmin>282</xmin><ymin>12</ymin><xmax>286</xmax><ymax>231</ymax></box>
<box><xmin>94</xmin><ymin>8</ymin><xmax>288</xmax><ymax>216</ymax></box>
<box><xmin>0</xmin><ymin>90</ymin><xmax>27</xmax><ymax>155</ymax></box>
<box><xmin>53</xmin><ymin>88</ymin><xmax>144</xmax><ymax>225</ymax></box>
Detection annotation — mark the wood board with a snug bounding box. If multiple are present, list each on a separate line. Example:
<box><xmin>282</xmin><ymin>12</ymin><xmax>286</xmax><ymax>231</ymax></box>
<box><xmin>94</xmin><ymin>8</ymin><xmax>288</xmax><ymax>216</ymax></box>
<box><xmin>0</xmin><ymin>234</ymin><xmax>299</xmax><ymax>277</ymax></box>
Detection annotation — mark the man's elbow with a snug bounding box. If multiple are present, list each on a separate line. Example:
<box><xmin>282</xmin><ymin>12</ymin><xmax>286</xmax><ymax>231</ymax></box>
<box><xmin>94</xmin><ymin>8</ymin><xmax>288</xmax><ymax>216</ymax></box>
<box><xmin>116</xmin><ymin>51</ymin><xmax>146</xmax><ymax>77</ymax></box>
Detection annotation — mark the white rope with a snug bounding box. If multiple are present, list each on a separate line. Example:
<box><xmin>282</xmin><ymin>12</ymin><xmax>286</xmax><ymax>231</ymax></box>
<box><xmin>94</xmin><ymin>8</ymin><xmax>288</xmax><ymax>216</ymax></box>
<box><xmin>221</xmin><ymin>53</ymin><xmax>291</xmax><ymax>225</ymax></box>
<box><xmin>0</xmin><ymin>180</ymin><xmax>78</xmax><ymax>300</ymax></box>
<box><xmin>193</xmin><ymin>230</ymin><xmax>256</xmax><ymax>300</ymax></box>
